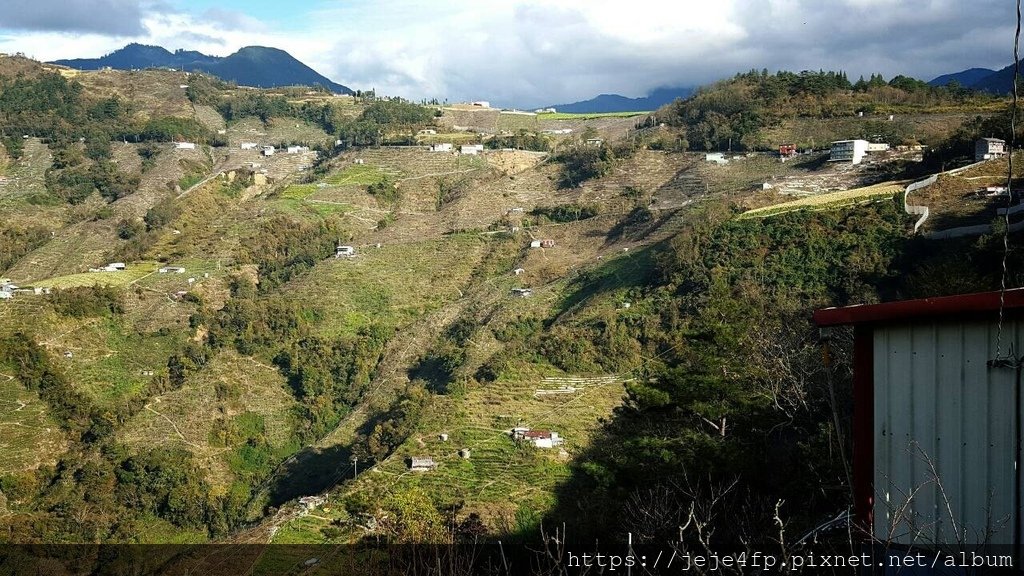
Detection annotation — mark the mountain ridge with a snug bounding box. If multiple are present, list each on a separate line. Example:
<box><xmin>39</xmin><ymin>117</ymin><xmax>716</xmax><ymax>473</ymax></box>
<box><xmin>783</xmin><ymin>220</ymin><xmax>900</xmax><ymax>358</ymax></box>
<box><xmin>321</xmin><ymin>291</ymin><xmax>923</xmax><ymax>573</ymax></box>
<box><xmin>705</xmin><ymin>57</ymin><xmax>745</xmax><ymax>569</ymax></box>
<box><xmin>927</xmin><ymin>67</ymin><xmax>996</xmax><ymax>88</ymax></box>
<box><xmin>52</xmin><ymin>43</ymin><xmax>353</xmax><ymax>94</ymax></box>
<box><xmin>928</xmin><ymin>62</ymin><xmax>1020</xmax><ymax>94</ymax></box>
<box><xmin>545</xmin><ymin>86</ymin><xmax>693</xmax><ymax>114</ymax></box>
<box><xmin>970</xmin><ymin>59</ymin><xmax>1022</xmax><ymax>94</ymax></box>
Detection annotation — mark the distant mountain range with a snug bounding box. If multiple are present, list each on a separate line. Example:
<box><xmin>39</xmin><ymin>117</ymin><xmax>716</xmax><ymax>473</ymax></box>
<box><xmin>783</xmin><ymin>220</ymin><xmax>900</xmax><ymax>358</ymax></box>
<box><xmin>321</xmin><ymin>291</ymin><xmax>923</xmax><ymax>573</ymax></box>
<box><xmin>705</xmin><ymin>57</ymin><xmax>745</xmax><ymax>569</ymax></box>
<box><xmin>52</xmin><ymin>43</ymin><xmax>352</xmax><ymax>94</ymax></box>
<box><xmin>928</xmin><ymin>61</ymin><xmax>1019</xmax><ymax>94</ymax></box>
<box><xmin>545</xmin><ymin>86</ymin><xmax>693</xmax><ymax>114</ymax></box>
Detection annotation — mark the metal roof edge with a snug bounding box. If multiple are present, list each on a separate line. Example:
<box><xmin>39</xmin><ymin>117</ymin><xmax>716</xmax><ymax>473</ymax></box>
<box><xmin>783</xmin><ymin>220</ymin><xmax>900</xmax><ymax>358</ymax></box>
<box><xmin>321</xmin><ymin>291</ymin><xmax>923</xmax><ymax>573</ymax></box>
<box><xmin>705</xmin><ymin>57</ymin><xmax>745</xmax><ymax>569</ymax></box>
<box><xmin>813</xmin><ymin>288</ymin><xmax>1024</xmax><ymax>326</ymax></box>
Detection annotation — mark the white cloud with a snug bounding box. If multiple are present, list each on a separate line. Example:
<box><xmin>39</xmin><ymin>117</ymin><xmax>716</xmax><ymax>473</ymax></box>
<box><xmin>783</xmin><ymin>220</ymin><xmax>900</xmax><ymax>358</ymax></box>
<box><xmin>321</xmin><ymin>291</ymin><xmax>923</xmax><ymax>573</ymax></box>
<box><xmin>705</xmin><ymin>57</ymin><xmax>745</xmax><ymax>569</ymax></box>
<box><xmin>0</xmin><ymin>0</ymin><xmax>1014</xmax><ymax>107</ymax></box>
<box><xmin>0</xmin><ymin>0</ymin><xmax>146</xmax><ymax>36</ymax></box>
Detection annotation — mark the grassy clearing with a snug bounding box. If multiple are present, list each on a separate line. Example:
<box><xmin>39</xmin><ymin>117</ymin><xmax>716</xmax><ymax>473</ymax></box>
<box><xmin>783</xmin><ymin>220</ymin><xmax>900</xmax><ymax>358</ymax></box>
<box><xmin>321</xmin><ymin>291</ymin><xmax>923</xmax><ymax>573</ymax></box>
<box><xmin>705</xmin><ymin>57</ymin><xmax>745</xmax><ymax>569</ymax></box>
<box><xmin>270</xmin><ymin>164</ymin><xmax>392</xmax><ymax>218</ymax></box>
<box><xmin>0</xmin><ymin>366</ymin><xmax>67</xmax><ymax>473</ymax></box>
<box><xmin>280</xmin><ymin>184</ymin><xmax>319</xmax><ymax>200</ymax></box>
<box><xmin>286</xmin><ymin>235</ymin><xmax>495</xmax><ymax>338</ymax></box>
<box><xmin>737</xmin><ymin>182</ymin><xmax>906</xmax><ymax>219</ymax></box>
<box><xmin>35</xmin><ymin>261</ymin><xmax>160</xmax><ymax>289</ymax></box>
<box><xmin>132</xmin><ymin>515</ymin><xmax>210</xmax><ymax>544</ymax></box>
<box><xmin>269</xmin><ymin>197</ymin><xmax>355</xmax><ymax>218</ymax></box>
<box><xmin>324</xmin><ymin>164</ymin><xmax>388</xmax><ymax>186</ymax></box>
<box><xmin>55</xmin><ymin>315</ymin><xmax>182</xmax><ymax>407</ymax></box>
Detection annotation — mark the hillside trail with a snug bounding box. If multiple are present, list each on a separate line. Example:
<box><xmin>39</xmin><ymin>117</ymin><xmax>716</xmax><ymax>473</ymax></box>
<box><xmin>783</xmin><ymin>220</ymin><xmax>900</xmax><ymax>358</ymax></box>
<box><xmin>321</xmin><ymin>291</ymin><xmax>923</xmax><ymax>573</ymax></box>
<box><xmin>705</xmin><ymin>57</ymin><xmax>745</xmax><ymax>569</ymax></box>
<box><xmin>175</xmin><ymin>155</ymin><xmax>231</xmax><ymax>200</ymax></box>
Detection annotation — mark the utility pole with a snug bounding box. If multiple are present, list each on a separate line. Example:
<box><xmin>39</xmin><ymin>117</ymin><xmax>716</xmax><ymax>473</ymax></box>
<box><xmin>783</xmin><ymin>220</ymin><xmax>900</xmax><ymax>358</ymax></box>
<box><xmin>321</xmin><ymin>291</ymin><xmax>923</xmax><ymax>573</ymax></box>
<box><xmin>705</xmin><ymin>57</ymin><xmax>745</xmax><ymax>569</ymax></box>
<box><xmin>351</xmin><ymin>455</ymin><xmax>358</xmax><ymax>479</ymax></box>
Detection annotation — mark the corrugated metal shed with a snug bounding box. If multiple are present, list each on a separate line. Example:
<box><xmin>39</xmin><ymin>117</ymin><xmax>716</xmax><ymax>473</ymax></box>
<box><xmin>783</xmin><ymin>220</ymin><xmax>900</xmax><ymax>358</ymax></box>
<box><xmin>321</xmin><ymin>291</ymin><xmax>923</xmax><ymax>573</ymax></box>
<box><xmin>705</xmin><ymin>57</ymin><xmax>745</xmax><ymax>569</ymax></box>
<box><xmin>815</xmin><ymin>288</ymin><xmax>1024</xmax><ymax>550</ymax></box>
<box><xmin>873</xmin><ymin>319</ymin><xmax>1018</xmax><ymax>545</ymax></box>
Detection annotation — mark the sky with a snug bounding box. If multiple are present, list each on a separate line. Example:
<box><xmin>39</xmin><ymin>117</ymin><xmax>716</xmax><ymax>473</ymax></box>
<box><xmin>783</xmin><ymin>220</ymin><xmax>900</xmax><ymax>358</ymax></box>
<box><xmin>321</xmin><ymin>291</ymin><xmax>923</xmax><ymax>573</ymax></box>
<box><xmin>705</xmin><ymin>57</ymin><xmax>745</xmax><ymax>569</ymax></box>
<box><xmin>0</xmin><ymin>0</ymin><xmax>1016</xmax><ymax>108</ymax></box>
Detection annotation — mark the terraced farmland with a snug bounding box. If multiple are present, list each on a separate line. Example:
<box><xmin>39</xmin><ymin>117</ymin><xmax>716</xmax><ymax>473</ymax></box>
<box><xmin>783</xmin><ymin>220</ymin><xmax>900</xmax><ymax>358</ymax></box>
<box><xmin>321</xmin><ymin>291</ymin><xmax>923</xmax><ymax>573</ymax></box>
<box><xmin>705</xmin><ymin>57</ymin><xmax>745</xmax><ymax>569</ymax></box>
<box><xmin>738</xmin><ymin>181</ymin><xmax>906</xmax><ymax>219</ymax></box>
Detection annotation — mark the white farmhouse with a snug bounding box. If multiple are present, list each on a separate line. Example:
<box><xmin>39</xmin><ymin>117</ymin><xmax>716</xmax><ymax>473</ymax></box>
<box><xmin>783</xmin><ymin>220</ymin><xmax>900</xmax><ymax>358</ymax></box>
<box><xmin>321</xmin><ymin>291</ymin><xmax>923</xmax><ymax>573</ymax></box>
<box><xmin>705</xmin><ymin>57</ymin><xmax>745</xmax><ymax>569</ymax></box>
<box><xmin>829</xmin><ymin>140</ymin><xmax>869</xmax><ymax>164</ymax></box>
<box><xmin>512</xmin><ymin>428</ymin><xmax>564</xmax><ymax>449</ymax></box>
<box><xmin>705</xmin><ymin>152</ymin><xmax>728</xmax><ymax>165</ymax></box>
<box><xmin>976</xmin><ymin>137</ymin><xmax>1007</xmax><ymax>161</ymax></box>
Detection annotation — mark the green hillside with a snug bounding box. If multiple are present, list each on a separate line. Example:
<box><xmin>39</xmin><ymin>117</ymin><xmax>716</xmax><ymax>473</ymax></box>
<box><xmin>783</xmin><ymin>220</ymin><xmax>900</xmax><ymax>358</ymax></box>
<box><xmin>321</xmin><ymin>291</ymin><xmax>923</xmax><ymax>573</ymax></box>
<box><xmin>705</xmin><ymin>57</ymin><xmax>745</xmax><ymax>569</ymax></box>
<box><xmin>1</xmin><ymin>55</ymin><xmax>1022</xmax><ymax>563</ymax></box>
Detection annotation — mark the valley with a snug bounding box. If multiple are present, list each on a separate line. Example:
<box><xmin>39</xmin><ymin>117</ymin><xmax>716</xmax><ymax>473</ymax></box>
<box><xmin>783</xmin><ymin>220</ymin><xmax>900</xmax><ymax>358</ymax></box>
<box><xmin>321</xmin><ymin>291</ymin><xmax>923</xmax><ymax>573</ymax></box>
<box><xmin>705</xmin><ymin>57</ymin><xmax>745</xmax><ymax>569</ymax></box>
<box><xmin>0</xmin><ymin>53</ymin><xmax>1020</xmax><ymax>570</ymax></box>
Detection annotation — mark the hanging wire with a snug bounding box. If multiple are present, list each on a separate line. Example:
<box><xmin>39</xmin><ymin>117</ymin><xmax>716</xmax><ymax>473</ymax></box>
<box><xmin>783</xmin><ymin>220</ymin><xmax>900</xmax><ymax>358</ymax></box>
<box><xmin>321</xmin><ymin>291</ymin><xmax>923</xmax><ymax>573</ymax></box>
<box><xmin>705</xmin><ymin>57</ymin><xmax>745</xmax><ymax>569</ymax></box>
<box><xmin>994</xmin><ymin>0</ymin><xmax>1022</xmax><ymax>365</ymax></box>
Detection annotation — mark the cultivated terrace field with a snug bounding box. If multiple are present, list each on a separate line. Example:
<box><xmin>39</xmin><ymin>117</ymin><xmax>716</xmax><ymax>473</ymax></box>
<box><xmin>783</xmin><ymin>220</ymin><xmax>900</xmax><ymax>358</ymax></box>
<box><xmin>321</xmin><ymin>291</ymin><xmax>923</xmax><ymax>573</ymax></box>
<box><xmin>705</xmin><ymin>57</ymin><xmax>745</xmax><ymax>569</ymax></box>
<box><xmin>1</xmin><ymin>54</ymin><xmax>1022</xmax><ymax>564</ymax></box>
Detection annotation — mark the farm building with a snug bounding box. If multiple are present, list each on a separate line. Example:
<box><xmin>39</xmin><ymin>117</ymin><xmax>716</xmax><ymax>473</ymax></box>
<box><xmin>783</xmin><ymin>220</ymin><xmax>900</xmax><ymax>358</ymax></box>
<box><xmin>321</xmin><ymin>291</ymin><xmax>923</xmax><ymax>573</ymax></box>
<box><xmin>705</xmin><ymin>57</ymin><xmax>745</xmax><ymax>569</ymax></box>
<box><xmin>158</xmin><ymin>266</ymin><xmax>186</xmax><ymax>274</ymax></box>
<box><xmin>814</xmin><ymin>288</ymin><xmax>1024</xmax><ymax>555</ymax></box>
<box><xmin>471</xmin><ymin>101</ymin><xmax>490</xmax><ymax>108</ymax></box>
<box><xmin>175</xmin><ymin>142</ymin><xmax>196</xmax><ymax>150</ymax></box>
<box><xmin>407</xmin><ymin>457</ymin><xmax>438</xmax><ymax>472</ymax></box>
<box><xmin>510</xmin><ymin>288</ymin><xmax>533</xmax><ymax>298</ymax></box>
<box><xmin>829</xmin><ymin>140</ymin><xmax>869</xmax><ymax>164</ymax></box>
<box><xmin>430</xmin><ymin>143</ymin><xmax>453</xmax><ymax>153</ymax></box>
<box><xmin>460</xmin><ymin>144</ymin><xmax>484</xmax><ymax>155</ymax></box>
<box><xmin>262</xmin><ymin>146</ymin><xmax>275</xmax><ymax>157</ymax></box>
<box><xmin>778</xmin><ymin>144</ymin><xmax>797</xmax><ymax>157</ymax></box>
<box><xmin>512</xmin><ymin>428</ymin><xmax>563</xmax><ymax>449</ymax></box>
<box><xmin>540</xmin><ymin>239</ymin><xmax>555</xmax><ymax>248</ymax></box>
<box><xmin>241</xmin><ymin>142</ymin><xmax>259</xmax><ymax>150</ymax></box>
<box><xmin>585</xmin><ymin>138</ymin><xmax>604</xmax><ymax>147</ymax></box>
<box><xmin>976</xmin><ymin>137</ymin><xmax>1007</xmax><ymax>161</ymax></box>
<box><xmin>335</xmin><ymin>245</ymin><xmax>355</xmax><ymax>258</ymax></box>
<box><xmin>0</xmin><ymin>291</ymin><xmax>11</xmax><ymax>300</ymax></box>
<box><xmin>418</xmin><ymin>129</ymin><xmax>437</xmax><ymax>135</ymax></box>
<box><xmin>704</xmin><ymin>152</ymin><xmax>728</xmax><ymax>165</ymax></box>
<box><xmin>286</xmin><ymin>145</ymin><xmax>309</xmax><ymax>154</ymax></box>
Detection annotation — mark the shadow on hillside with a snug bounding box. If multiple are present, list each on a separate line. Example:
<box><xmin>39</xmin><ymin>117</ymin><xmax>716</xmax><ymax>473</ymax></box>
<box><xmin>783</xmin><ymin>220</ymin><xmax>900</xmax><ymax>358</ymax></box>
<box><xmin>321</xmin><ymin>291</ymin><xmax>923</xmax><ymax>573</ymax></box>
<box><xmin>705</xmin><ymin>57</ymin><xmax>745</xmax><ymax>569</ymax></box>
<box><xmin>553</xmin><ymin>241</ymin><xmax>662</xmax><ymax>320</ymax></box>
<box><xmin>789</xmin><ymin>152</ymin><xmax>830</xmax><ymax>171</ymax></box>
<box><xmin>655</xmin><ymin>165</ymin><xmax>707</xmax><ymax>208</ymax></box>
<box><xmin>266</xmin><ymin>444</ymin><xmax>354</xmax><ymax>508</ymax></box>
